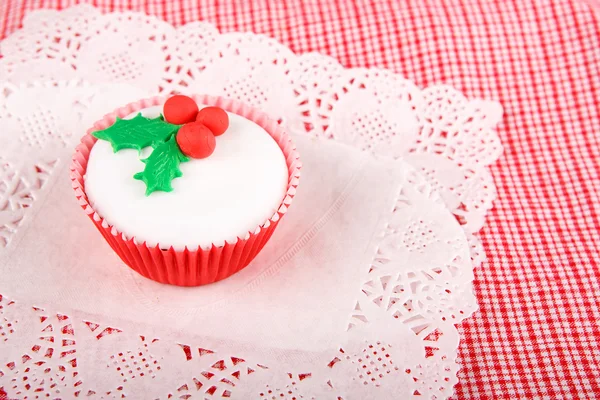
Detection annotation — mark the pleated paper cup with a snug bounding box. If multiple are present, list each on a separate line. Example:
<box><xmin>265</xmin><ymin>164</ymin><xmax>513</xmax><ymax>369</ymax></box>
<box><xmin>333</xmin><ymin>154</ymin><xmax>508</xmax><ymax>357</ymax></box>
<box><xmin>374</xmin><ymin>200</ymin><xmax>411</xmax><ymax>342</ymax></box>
<box><xmin>70</xmin><ymin>95</ymin><xmax>301</xmax><ymax>286</ymax></box>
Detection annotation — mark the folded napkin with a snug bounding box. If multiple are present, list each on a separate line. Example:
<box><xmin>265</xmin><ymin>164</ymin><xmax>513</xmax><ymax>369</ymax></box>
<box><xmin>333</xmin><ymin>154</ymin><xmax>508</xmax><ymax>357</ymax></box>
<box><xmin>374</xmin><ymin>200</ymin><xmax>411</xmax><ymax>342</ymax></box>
<box><xmin>0</xmin><ymin>134</ymin><xmax>469</xmax><ymax>360</ymax></box>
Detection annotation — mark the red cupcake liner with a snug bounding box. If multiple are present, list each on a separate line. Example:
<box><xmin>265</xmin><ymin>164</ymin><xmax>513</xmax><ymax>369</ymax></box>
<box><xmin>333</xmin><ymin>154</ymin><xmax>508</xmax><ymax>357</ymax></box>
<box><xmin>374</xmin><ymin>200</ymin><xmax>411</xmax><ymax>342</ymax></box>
<box><xmin>70</xmin><ymin>95</ymin><xmax>301</xmax><ymax>287</ymax></box>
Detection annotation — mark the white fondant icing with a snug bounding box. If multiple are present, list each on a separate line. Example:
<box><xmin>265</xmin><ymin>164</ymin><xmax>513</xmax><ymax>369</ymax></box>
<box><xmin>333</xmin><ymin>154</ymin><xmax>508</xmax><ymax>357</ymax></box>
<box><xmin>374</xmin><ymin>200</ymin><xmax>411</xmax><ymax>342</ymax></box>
<box><xmin>84</xmin><ymin>105</ymin><xmax>289</xmax><ymax>250</ymax></box>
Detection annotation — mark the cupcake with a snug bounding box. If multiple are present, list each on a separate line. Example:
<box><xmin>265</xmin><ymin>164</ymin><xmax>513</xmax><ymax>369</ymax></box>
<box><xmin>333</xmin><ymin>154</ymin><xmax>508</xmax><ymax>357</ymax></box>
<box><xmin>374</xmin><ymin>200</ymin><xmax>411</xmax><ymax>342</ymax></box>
<box><xmin>71</xmin><ymin>94</ymin><xmax>301</xmax><ymax>286</ymax></box>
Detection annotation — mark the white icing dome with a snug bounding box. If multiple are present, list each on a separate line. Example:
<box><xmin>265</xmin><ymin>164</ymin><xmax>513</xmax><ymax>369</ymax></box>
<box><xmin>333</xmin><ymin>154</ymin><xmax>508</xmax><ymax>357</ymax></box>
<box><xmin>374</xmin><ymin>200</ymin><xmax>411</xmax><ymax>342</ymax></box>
<box><xmin>84</xmin><ymin>105</ymin><xmax>289</xmax><ymax>250</ymax></box>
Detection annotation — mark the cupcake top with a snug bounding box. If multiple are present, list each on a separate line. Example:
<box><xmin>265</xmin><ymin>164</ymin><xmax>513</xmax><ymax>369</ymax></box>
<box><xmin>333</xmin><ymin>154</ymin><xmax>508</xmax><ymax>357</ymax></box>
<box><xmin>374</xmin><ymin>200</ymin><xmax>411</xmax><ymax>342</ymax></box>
<box><xmin>84</xmin><ymin>96</ymin><xmax>289</xmax><ymax>250</ymax></box>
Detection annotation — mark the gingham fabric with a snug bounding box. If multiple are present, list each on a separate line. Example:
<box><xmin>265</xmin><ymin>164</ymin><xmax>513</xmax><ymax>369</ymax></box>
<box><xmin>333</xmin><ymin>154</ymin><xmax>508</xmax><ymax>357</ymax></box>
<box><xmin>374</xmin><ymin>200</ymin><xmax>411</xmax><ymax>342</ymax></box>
<box><xmin>1</xmin><ymin>0</ymin><xmax>600</xmax><ymax>398</ymax></box>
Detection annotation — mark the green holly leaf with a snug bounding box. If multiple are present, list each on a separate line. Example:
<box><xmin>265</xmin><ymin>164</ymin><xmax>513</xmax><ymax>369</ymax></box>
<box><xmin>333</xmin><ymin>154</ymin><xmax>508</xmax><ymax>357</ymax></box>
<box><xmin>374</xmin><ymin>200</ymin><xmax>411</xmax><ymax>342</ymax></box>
<box><xmin>93</xmin><ymin>113</ymin><xmax>180</xmax><ymax>152</ymax></box>
<box><xmin>134</xmin><ymin>135</ymin><xmax>189</xmax><ymax>196</ymax></box>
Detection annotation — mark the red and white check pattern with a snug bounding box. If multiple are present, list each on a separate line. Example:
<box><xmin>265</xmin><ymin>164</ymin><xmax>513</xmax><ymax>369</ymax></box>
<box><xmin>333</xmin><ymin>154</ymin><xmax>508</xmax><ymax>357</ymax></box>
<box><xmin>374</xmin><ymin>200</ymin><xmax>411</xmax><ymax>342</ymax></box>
<box><xmin>2</xmin><ymin>0</ymin><xmax>600</xmax><ymax>398</ymax></box>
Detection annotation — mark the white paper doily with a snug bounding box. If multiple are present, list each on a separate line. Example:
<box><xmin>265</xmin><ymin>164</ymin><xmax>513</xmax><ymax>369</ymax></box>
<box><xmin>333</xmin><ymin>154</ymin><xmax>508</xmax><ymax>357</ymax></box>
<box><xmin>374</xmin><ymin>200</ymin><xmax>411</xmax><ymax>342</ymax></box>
<box><xmin>0</xmin><ymin>5</ymin><xmax>502</xmax><ymax>399</ymax></box>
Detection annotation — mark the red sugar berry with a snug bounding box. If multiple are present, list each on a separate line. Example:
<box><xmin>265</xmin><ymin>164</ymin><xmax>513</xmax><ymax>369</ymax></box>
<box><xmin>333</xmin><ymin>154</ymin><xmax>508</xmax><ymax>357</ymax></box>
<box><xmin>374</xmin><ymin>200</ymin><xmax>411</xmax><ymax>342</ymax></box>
<box><xmin>176</xmin><ymin>122</ymin><xmax>216</xmax><ymax>159</ymax></box>
<box><xmin>196</xmin><ymin>106</ymin><xmax>229</xmax><ymax>136</ymax></box>
<box><xmin>163</xmin><ymin>95</ymin><xmax>199</xmax><ymax>125</ymax></box>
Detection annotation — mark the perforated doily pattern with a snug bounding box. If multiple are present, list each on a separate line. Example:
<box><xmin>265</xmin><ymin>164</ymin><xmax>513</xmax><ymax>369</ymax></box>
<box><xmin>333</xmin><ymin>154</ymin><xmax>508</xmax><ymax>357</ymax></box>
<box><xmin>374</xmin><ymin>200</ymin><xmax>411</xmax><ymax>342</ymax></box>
<box><xmin>0</xmin><ymin>6</ymin><xmax>502</xmax><ymax>399</ymax></box>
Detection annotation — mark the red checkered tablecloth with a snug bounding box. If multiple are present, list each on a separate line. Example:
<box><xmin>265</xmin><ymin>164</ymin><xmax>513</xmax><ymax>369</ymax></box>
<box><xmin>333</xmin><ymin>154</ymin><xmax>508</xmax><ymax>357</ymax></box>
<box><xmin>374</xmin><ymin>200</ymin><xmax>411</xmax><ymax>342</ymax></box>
<box><xmin>1</xmin><ymin>0</ymin><xmax>599</xmax><ymax>398</ymax></box>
